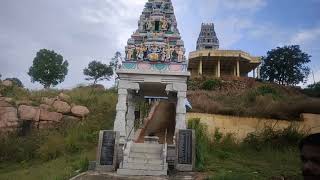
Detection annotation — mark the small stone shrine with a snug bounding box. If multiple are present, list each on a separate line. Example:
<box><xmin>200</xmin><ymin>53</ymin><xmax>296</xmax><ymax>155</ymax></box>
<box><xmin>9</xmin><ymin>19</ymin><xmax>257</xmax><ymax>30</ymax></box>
<box><xmin>96</xmin><ymin>0</ymin><xmax>195</xmax><ymax>176</ymax></box>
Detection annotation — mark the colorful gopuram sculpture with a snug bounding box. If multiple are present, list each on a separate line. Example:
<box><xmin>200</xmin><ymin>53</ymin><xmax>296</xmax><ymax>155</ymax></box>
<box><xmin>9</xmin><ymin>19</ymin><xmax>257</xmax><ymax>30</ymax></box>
<box><xmin>125</xmin><ymin>0</ymin><xmax>186</xmax><ymax>63</ymax></box>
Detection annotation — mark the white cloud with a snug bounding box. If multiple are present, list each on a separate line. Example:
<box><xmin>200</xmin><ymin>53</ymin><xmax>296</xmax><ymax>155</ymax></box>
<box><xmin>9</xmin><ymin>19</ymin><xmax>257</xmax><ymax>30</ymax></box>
<box><xmin>289</xmin><ymin>27</ymin><xmax>320</xmax><ymax>46</ymax></box>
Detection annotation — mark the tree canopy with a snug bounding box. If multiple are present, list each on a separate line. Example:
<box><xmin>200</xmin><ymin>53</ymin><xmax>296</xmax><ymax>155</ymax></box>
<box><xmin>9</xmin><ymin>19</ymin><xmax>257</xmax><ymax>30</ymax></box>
<box><xmin>83</xmin><ymin>60</ymin><xmax>113</xmax><ymax>85</ymax></box>
<box><xmin>260</xmin><ymin>45</ymin><xmax>311</xmax><ymax>86</ymax></box>
<box><xmin>28</xmin><ymin>49</ymin><xmax>69</xmax><ymax>88</ymax></box>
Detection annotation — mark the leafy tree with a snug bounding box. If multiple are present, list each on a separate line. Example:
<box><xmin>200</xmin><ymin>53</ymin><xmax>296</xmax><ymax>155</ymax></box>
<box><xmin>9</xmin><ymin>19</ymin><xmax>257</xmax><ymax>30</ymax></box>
<box><xmin>260</xmin><ymin>45</ymin><xmax>311</xmax><ymax>86</ymax></box>
<box><xmin>83</xmin><ymin>60</ymin><xmax>113</xmax><ymax>85</ymax></box>
<box><xmin>110</xmin><ymin>51</ymin><xmax>122</xmax><ymax>72</ymax></box>
<box><xmin>28</xmin><ymin>49</ymin><xmax>69</xmax><ymax>88</ymax></box>
<box><xmin>4</xmin><ymin>78</ymin><xmax>24</xmax><ymax>87</ymax></box>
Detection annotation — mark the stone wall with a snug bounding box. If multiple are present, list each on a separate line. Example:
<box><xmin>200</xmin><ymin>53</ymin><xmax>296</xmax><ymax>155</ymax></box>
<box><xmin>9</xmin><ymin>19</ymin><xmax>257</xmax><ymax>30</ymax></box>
<box><xmin>0</xmin><ymin>93</ymin><xmax>90</xmax><ymax>134</ymax></box>
<box><xmin>187</xmin><ymin>113</ymin><xmax>320</xmax><ymax>141</ymax></box>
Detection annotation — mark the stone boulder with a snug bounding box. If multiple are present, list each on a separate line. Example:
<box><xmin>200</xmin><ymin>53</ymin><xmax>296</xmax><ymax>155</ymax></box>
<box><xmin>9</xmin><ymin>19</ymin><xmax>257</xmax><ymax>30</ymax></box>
<box><xmin>0</xmin><ymin>99</ymin><xmax>12</xmax><ymax>107</ymax></box>
<box><xmin>58</xmin><ymin>93</ymin><xmax>71</xmax><ymax>102</ymax></box>
<box><xmin>0</xmin><ymin>107</ymin><xmax>19</xmax><ymax>128</ymax></box>
<box><xmin>18</xmin><ymin>105</ymin><xmax>39</xmax><ymax>121</ymax></box>
<box><xmin>53</xmin><ymin>100</ymin><xmax>71</xmax><ymax>114</ymax></box>
<box><xmin>2</xmin><ymin>80</ymin><xmax>13</xmax><ymax>87</ymax></box>
<box><xmin>42</xmin><ymin>97</ymin><xmax>56</xmax><ymax>106</ymax></box>
<box><xmin>40</xmin><ymin>110</ymin><xmax>63</xmax><ymax>122</ymax></box>
<box><xmin>71</xmin><ymin>106</ymin><xmax>90</xmax><ymax>117</ymax></box>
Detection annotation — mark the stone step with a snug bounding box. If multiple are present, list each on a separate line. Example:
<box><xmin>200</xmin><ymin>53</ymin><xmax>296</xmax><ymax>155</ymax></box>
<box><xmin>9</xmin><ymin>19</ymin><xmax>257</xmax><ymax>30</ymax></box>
<box><xmin>129</xmin><ymin>152</ymin><xmax>162</xmax><ymax>159</ymax></box>
<box><xmin>117</xmin><ymin>168</ymin><xmax>167</xmax><ymax>176</ymax></box>
<box><xmin>131</xmin><ymin>143</ymin><xmax>163</xmax><ymax>149</ymax></box>
<box><xmin>122</xmin><ymin>162</ymin><xmax>168</xmax><ymax>171</ymax></box>
<box><xmin>124</xmin><ymin>157</ymin><xmax>164</xmax><ymax>164</ymax></box>
<box><xmin>130</xmin><ymin>146</ymin><xmax>163</xmax><ymax>154</ymax></box>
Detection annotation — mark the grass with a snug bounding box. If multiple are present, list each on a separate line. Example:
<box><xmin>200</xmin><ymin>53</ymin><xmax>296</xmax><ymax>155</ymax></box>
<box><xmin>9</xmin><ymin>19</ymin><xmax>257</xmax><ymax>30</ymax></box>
<box><xmin>0</xmin><ymin>149</ymin><xmax>96</xmax><ymax>180</ymax></box>
<box><xmin>188</xmin><ymin>119</ymin><xmax>303</xmax><ymax>180</ymax></box>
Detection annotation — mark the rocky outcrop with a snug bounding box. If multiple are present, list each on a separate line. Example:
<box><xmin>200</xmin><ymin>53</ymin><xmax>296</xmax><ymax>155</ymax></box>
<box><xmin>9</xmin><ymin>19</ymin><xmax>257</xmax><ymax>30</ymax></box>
<box><xmin>0</xmin><ymin>92</ymin><xmax>90</xmax><ymax>133</ymax></box>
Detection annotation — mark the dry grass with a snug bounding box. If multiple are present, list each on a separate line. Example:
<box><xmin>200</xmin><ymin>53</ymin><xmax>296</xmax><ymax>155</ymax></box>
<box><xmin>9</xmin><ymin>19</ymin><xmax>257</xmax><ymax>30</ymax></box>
<box><xmin>188</xmin><ymin>78</ymin><xmax>320</xmax><ymax>120</ymax></box>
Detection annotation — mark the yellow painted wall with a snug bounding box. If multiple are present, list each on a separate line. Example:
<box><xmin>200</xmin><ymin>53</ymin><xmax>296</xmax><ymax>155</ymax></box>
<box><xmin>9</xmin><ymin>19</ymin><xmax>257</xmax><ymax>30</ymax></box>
<box><xmin>187</xmin><ymin>113</ymin><xmax>320</xmax><ymax>141</ymax></box>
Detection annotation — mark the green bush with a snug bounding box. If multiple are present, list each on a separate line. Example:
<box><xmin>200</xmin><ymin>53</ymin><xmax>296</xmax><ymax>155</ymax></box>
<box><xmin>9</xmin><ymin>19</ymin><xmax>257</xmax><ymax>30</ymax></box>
<box><xmin>188</xmin><ymin>118</ymin><xmax>211</xmax><ymax>171</ymax></box>
<box><xmin>243</xmin><ymin>125</ymin><xmax>305</xmax><ymax>150</ymax></box>
<box><xmin>201</xmin><ymin>79</ymin><xmax>221</xmax><ymax>90</ymax></box>
<box><xmin>214</xmin><ymin>128</ymin><xmax>223</xmax><ymax>142</ymax></box>
<box><xmin>37</xmin><ymin>133</ymin><xmax>65</xmax><ymax>161</ymax></box>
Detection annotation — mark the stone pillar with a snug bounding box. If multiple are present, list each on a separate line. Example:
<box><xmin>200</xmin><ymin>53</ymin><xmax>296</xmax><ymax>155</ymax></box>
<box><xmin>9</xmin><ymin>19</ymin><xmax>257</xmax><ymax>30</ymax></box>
<box><xmin>176</xmin><ymin>91</ymin><xmax>187</xmax><ymax>130</ymax></box>
<box><xmin>253</xmin><ymin>69</ymin><xmax>256</xmax><ymax>78</ymax></box>
<box><xmin>113</xmin><ymin>80</ymin><xmax>140</xmax><ymax>144</ymax></box>
<box><xmin>257</xmin><ymin>65</ymin><xmax>261</xmax><ymax>79</ymax></box>
<box><xmin>166</xmin><ymin>83</ymin><xmax>187</xmax><ymax>131</ymax></box>
<box><xmin>126</xmin><ymin>92</ymin><xmax>135</xmax><ymax>141</ymax></box>
<box><xmin>237</xmin><ymin>59</ymin><xmax>240</xmax><ymax>77</ymax></box>
<box><xmin>198</xmin><ymin>59</ymin><xmax>203</xmax><ymax>75</ymax></box>
<box><xmin>113</xmin><ymin>88</ymin><xmax>128</xmax><ymax>143</ymax></box>
<box><xmin>217</xmin><ymin>59</ymin><xmax>221</xmax><ymax>78</ymax></box>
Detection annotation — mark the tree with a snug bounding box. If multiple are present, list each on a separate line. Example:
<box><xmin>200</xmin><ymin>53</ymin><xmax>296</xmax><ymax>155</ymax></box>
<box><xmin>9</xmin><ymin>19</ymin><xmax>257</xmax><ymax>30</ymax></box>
<box><xmin>5</xmin><ymin>78</ymin><xmax>24</xmax><ymax>87</ymax></box>
<box><xmin>110</xmin><ymin>51</ymin><xmax>122</xmax><ymax>72</ymax></box>
<box><xmin>260</xmin><ymin>45</ymin><xmax>311</xmax><ymax>86</ymax></box>
<box><xmin>28</xmin><ymin>49</ymin><xmax>69</xmax><ymax>88</ymax></box>
<box><xmin>110</xmin><ymin>52</ymin><xmax>123</xmax><ymax>86</ymax></box>
<box><xmin>83</xmin><ymin>60</ymin><xmax>113</xmax><ymax>85</ymax></box>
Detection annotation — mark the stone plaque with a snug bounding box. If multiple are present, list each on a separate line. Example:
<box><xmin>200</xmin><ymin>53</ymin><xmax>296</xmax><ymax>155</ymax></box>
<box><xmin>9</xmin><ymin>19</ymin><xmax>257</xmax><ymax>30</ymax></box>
<box><xmin>100</xmin><ymin>131</ymin><xmax>116</xmax><ymax>165</ymax></box>
<box><xmin>96</xmin><ymin>130</ymin><xmax>119</xmax><ymax>172</ymax></box>
<box><xmin>176</xmin><ymin>129</ymin><xmax>195</xmax><ymax>172</ymax></box>
<box><xmin>178</xmin><ymin>130</ymin><xmax>192</xmax><ymax>164</ymax></box>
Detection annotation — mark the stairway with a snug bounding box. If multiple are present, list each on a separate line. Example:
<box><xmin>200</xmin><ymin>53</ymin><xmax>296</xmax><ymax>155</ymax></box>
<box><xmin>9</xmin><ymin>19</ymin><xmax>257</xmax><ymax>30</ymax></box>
<box><xmin>117</xmin><ymin>141</ymin><xmax>168</xmax><ymax>176</ymax></box>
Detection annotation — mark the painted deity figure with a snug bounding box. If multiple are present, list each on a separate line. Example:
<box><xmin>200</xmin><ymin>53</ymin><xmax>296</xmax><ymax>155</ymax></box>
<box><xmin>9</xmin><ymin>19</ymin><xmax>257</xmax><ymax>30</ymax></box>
<box><xmin>132</xmin><ymin>47</ymin><xmax>137</xmax><ymax>60</ymax></box>
<box><xmin>136</xmin><ymin>46</ymin><xmax>141</xmax><ymax>60</ymax></box>
<box><xmin>127</xmin><ymin>48</ymin><xmax>133</xmax><ymax>60</ymax></box>
<box><xmin>177</xmin><ymin>47</ymin><xmax>184</xmax><ymax>63</ymax></box>
<box><xmin>146</xmin><ymin>20</ymin><xmax>153</xmax><ymax>31</ymax></box>
<box><xmin>165</xmin><ymin>46</ymin><xmax>172</xmax><ymax>62</ymax></box>
<box><xmin>161</xmin><ymin>18</ymin><xmax>168</xmax><ymax>31</ymax></box>
<box><xmin>171</xmin><ymin>47</ymin><xmax>178</xmax><ymax>62</ymax></box>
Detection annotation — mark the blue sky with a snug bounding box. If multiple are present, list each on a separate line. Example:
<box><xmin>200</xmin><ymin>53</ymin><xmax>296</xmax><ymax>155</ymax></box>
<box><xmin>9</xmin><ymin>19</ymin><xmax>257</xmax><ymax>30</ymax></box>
<box><xmin>0</xmin><ymin>0</ymin><xmax>319</xmax><ymax>89</ymax></box>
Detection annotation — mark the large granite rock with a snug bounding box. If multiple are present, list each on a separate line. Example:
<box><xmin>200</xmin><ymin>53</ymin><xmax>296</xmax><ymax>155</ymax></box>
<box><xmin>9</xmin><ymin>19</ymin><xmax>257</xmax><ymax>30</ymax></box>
<box><xmin>71</xmin><ymin>106</ymin><xmax>90</xmax><ymax>117</ymax></box>
<box><xmin>53</xmin><ymin>100</ymin><xmax>71</xmax><ymax>114</ymax></box>
<box><xmin>18</xmin><ymin>105</ymin><xmax>38</xmax><ymax>121</ymax></box>
<box><xmin>2</xmin><ymin>80</ymin><xmax>13</xmax><ymax>87</ymax></box>
<box><xmin>40</xmin><ymin>110</ymin><xmax>63</xmax><ymax>122</ymax></box>
<box><xmin>0</xmin><ymin>107</ymin><xmax>19</xmax><ymax>127</ymax></box>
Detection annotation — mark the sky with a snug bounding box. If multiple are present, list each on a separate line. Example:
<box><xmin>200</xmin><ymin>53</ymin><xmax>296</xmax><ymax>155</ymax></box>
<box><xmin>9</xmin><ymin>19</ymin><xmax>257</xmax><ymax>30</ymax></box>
<box><xmin>0</xmin><ymin>0</ymin><xmax>319</xmax><ymax>89</ymax></box>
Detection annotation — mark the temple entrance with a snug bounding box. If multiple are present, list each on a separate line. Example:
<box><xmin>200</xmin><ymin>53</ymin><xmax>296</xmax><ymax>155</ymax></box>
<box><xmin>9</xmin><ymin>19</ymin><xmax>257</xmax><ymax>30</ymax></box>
<box><xmin>131</xmin><ymin>83</ymin><xmax>177</xmax><ymax>145</ymax></box>
<box><xmin>135</xmin><ymin>100</ymin><xmax>176</xmax><ymax>144</ymax></box>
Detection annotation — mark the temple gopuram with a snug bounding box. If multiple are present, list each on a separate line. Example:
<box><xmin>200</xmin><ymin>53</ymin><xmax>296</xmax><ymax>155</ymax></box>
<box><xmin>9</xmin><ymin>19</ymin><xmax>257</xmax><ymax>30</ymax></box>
<box><xmin>188</xmin><ymin>23</ymin><xmax>261</xmax><ymax>78</ymax></box>
<box><xmin>104</xmin><ymin>0</ymin><xmax>192</xmax><ymax>176</ymax></box>
<box><xmin>119</xmin><ymin>0</ymin><xmax>187</xmax><ymax>73</ymax></box>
